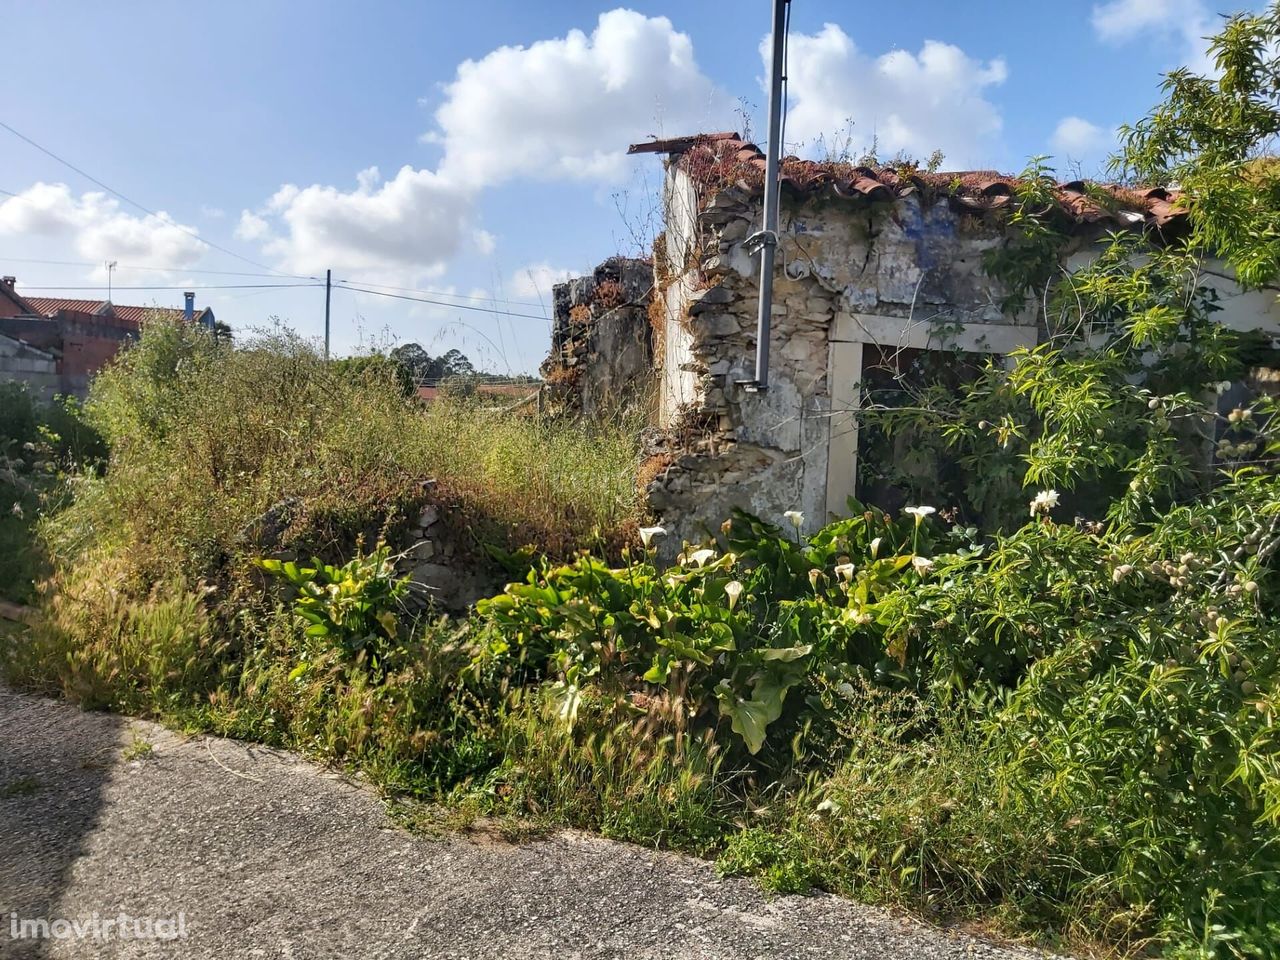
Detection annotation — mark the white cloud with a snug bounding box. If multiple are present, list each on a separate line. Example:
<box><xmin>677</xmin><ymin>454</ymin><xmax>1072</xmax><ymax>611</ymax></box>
<box><xmin>242</xmin><ymin>9</ymin><xmax>733</xmax><ymax>282</ymax></box>
<box><xmin>0</xmin><ymin>182</ymin><xmax>206</xmax><ymax>268</ymax></box>
<box><xmin>430</xmin><ymin>8</ymin><xmax>735</xmax><ymax>188</ymax></box>
<box><xmin>511</xmin><ymin>263</ymin><xmax>578</xmax><ymax>299</ymax></box>
<box><xmin>1050</xmin><ymin>116</ymin><xmax>1114</xmax><ymax>159</ymax></box>
<box><xmin>234</xmin><ymin>210</ymin><xmax>270</xmax><ymax>242</ymax></box>
<box><xmin>1091</xmin><ymin>0</ymin><xmax>1218</xmax><ymax>73</ymax></box>
<box><xmin>778</xmin><ymin>25</ymin><xmax>1008</xmax><ymax>169</ymax></box>
<box><xmin>254</xmin><ymin>165</ymin><xmax>480</xmax><ymax>279</ymax></box>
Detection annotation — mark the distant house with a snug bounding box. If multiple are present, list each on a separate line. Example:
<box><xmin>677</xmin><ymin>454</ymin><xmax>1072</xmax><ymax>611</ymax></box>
<box><xmin>0</xmin><ymin>276</ymin><xmax>215</xmax><ymax>397</ymax></box>
<box><xmin>415</xmin><ymin>381</ymin><xmax>540</xmax><ymax>405</ymax></box>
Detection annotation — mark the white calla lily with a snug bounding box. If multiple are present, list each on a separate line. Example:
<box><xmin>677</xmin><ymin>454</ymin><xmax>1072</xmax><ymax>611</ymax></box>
<box><xmin>724</xmin><ymin>580</ymin><xmax>744</xmax><ymax>609</ymax></box>
<box><xmin>638</xmin><ymin>526</ymin><xmax>667</xmax><ymax>548</ymax></box>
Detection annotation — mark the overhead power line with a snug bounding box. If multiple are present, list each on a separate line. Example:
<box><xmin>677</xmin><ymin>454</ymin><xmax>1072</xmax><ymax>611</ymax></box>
<box><xmin>16</xmin><ymin>282</ymin><xmax>322</xmax><ymax>292</ymax></box>
<box><xmin>0</xmin><ymin>119</ymin><xmax>306</xmax><ymax>279</ymax></box>
<box><xmin>0</xmin><ymin>256</ymin><xmax>562</xmax><ymax>312</ymax></box>
<box><xmin>335</xmin><ymin>283</ymin><xmax>551</xmax><ymax>321</ymax></box>
<box><xmin>334</xmin><ymin>276</ymin><xmax>549</xmax><ymax>309</ymax></box>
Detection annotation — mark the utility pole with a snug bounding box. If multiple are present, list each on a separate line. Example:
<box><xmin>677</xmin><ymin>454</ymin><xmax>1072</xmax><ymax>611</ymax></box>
<box><xmin>106</xmin><ymin>260</ymin><xmax>117</xmax><ymax>301</ymax></box>
<box><xmin>739</xmin><ymin>0</ymin><xmax>789</xmax><ymax>393</ymax></box>
<box><xmin>324</xmin><ymin>269</ymin><xmax>332</xmax><ymax>360</ymax></box>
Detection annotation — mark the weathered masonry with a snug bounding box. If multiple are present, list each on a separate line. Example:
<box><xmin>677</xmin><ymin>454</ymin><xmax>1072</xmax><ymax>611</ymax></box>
<box><xmin>630</xmin><ymin>132</ymin><xmax>1280</xmax><ymax>547</ymax></box>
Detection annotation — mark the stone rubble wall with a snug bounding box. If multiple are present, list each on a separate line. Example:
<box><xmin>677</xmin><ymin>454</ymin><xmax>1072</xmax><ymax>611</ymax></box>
<box><xmin>542</xmin><ymin>257</ymin><xmax>655</xmax><ymax>416</ymax></box>
<box><xmin>395</xmin><ymin>499</ymin><xmax>504</xmax><ymax>612</ymax></box>
<box><xmin>645</xmin><ymin>169</ymin><xmax>1046</xmax><ymax>552</ymax></box>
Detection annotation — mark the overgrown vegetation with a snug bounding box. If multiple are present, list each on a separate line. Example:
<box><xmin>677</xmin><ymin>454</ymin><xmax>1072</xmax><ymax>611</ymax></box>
<box><xmin>5</xmin><ymin>7</ymin><xmax>1280</xmax><ymax>959</ymax></box>
<box><xmin>0</xmin><ymin>383</ymin><xmax>104</xmax><ymax>604</ymax></box>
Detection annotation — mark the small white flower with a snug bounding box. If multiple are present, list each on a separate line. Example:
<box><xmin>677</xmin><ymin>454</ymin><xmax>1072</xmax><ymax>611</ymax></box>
<box><xmin>783</xmin><ymin>510</ymin><xmax>805</xmax><ymax>529</ymax></box>
<box><xmin>1029</xmin><ymin>489</ymin><xmax>1060</xmax><ymax>517</ymax></box>
<box><xmin>815</xmin><ymin>797</ymin><xmax>842</xmax><ymax>815</ymax></box>
<box><xmin>21</xmin><ymin>441</ymin><xmax>36</xmax><ymax>452</ymax></box>
<box><xmin>869</xmin><ymin>537</ymin><xmax>882</xmax><ymax>559</ymax></box>
<box><xmin>903</xmin><ymin>505</ymin><xmax>936</xmax><ymax>523</ymax></box>
<box><xmin>911</xmin><ymin>556</ymin><xmax>935</xmax><ymax>575</ymax></box>
<box><xmin>834</xmin><ymin>562</ymin><xmax>856</xmax><ymax>581</ymax></box>
<box><xmin>1216</xmin><ymin>380</ymin><xmax>1232</xmax><ymax>395</ymax></box>
<box><xmin>10</xmin><ymin>502</ymin><xmax>23</xmax><ymax>518</ymax></box>
<box><xmin>724</xmin><ymin>580</ymin><xmax>744</xmax><ymax>609</ymax></box>
<box><xmin>638</xmin><ymin>526</ymin><xmax>667</xmax><ymax>548</ymax></box>
<box><xmin>685</xmin><ymin>547</ymin><xmax>718</xmax><ymax>568</ymax></box>
<box><xmin>1112</xmin><ymin>563</ymin><xmax>1134</xmax><ymax>583</ymax></box>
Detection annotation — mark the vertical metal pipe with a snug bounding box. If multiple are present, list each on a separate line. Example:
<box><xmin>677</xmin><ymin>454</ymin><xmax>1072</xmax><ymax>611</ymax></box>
<box><xmin>749</xmin><ymin>0</ymin><xmax>789</xmax><ymax>393</ymax></box>
<box><xmin>324</xmin><ymin>269</ymin><xmax>332</xmax><ymax>360</ymax></box>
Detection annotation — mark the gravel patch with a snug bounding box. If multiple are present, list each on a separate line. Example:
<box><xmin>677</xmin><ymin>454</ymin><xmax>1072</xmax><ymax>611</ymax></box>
<box><xmin>0</xmin><ymin>686</ymin><xmax>1063</xmax><ymax>959</ymax></box>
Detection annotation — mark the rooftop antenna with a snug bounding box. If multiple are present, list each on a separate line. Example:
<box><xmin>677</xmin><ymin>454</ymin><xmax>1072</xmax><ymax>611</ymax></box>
<box><xmin>738</xmin><ymin>0</ymin><xmax>790</xmax><ymax>393</ymax></box>
<box><xmin>105</xmin><ymin>261</ymin><xmax>117</xmax><ymax>301</ymax></box>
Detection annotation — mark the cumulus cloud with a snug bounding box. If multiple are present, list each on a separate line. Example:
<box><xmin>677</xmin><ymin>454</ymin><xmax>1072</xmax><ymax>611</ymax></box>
<box><xmin>253</xmin><ymin>165</ymin><xmax>481</xmax><ymax>279</ymax></box>
<box><xmin>778</xmin><ymin>25</ymin><xmax>1008</xmax><ymax>169</ymax></box>
<box><xmin>1091</xmin><ymin>0</ymin><xmax>1218</xmax><ymax>72</ymax></box>
<box><xmin>430</xmin><ymin>8</ymin><xmax>735</xmax><ymax>188</ymax></box>
<box><xmin>234</xmin><ymin>210</ymin><xmax>270</xmax><ymax>242</ymax></box>
<box><xmin>1050</xmin><ymin>116</ymin><xmax>1114</xmax><ymax>160</ymax></box>
<box><xmin>242</xmin><ymin>9</ymin><xmax>733</xmax><ymax>282</ymax></box>
<box><xmin>511</xmin><ymin>263</ymin><xmax>578</xmax><ymax>299</ymax></box>
<box><xmin>0</xmin><ymin>182</ymin><xmax>205</xmax><ymax>268</ymax></box>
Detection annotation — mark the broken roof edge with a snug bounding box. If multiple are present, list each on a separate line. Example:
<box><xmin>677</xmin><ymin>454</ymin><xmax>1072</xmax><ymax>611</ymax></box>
<box><xmin>626</xmin><ymin>131</ymin><xmax>1188</xmax><ymax>231</ymax></box>
<box><xmin>626</xmin><ymin>131</ymin><xmax>741</xmax><ymax>155</ymax></box>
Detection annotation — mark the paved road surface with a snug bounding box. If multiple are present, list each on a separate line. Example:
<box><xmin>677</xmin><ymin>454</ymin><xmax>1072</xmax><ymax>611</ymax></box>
<box><xmin>0</xmin><ymin>686</ymin><xmax>1055</xmax><ymax>959</ymax></box>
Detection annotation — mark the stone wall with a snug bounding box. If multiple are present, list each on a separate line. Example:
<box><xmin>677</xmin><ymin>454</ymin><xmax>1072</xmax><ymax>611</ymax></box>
<box><xmin>542</xmin><ymin>257</ymin><xmax>654</xmax><ymax>417</ymax></box>
<box><xmin>0</xmin><ymin>334</ymin><xmax>60</xmax><ymax>401</ymax></box>
<box><xmin>394</xmin><ymin>496</ymin><xmax>505</xmax><ymax>612</ymax></box>
<box><xmin>645</xmin><ymin>168</ymin><xmax>1035</xmax><ymax>549</ymax></box>
<box><xmin>642</xmin><ymin>164</ymin><xmax>1280</xmax><ymax>552</ymax></box>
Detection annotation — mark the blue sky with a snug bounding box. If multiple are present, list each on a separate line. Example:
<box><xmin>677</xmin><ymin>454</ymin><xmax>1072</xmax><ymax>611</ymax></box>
<box><xmin>0</xmin><ymin>0</ymin><xmax>1240</xmax><ymax>372</ymax></box>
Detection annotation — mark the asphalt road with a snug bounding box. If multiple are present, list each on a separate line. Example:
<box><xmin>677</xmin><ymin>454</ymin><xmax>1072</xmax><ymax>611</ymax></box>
<box><xmin>0</xmin><ymin>686</ymin><xmax>1057</xmax><ymax>959</ymax></box>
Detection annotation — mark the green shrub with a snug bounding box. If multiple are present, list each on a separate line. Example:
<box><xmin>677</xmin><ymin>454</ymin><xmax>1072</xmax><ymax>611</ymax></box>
<box><xmin>0</xmin><ymin>383</ymin><xmax>104</xmax><ymax>604</ymax></box>
<box><xmin>51</xmin><ymin>318</ymin><xmax>642</xmax><ymax>590</ymax></box>
<box><xmin>257</xmin><ymin>544</ymin><xmax>409</xmax><ymax>668</ymax></box>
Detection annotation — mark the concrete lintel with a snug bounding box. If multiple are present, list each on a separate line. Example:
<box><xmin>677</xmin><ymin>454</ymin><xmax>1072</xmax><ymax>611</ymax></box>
<box><xmin>831</xmin><ymin>313</ymin><xmax>1039</xmax><ymax>355</ymax></box>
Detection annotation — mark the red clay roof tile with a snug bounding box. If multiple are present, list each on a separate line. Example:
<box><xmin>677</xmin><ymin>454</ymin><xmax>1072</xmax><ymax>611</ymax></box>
<box><xmin>628</xmin><ymin>132</ymin><xmax>1188</xmax><ymax>234</ymax></box>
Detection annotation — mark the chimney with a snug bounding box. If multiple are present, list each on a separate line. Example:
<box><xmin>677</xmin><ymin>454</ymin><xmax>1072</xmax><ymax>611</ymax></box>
<box><xmin>1</xmin><ymin>276</ymin><xmax>15</xmax><ymax>290</ymax></box>
<box><xmin>183</xmin><ymin>291</ymin><xmax>195</xmax><ymax>322</ymax></box>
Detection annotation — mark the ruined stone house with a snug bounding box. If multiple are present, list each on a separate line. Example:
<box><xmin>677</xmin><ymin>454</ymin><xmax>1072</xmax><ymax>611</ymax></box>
<box><xmin>540</xmin><ymin>256</ymin><xmax>655</xmax><ymax>417</ymax></box>
<box><xmin>624</xmin><ymin>132</ymin><xmax>1280</xmax><ymax>547</ymax></box>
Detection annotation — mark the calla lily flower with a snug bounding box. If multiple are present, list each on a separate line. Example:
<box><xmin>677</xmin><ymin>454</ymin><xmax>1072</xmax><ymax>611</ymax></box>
<box><xmin>638</xmin><ymin>526</ymin><xmax>667</xmax><ymax>548</ymax></box>
<box><xmin>724</xmin><ymin>580</ymin><xmax>744</xmax><ymax>609</ymax></box>
<box><xmin>783</xmin><ymin>510</ymin><xmax>805</xmax><ymax>529</ymax></box>
<box><xmin>685</xmin><ymin>547</ymin><xmax>718</xmax><ymax>567</ymax></box>
<box><xmin>911</xmin><ymin>555</ymin><xmax>935</xmax><ymax>575</ymax></box>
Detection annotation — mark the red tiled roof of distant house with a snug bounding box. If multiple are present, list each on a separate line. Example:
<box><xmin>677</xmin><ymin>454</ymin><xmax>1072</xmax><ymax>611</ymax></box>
<box><xmin>21</xmin><ymin>297</ymin><xmax>200</xmax><ymax>326</ymax></box>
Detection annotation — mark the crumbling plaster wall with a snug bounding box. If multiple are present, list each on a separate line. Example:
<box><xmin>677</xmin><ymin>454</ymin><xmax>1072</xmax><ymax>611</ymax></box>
<box><xmin>646</xmin><ymin>172</ymin><xmax>1064</xmax><ymax>550</ymax></box>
